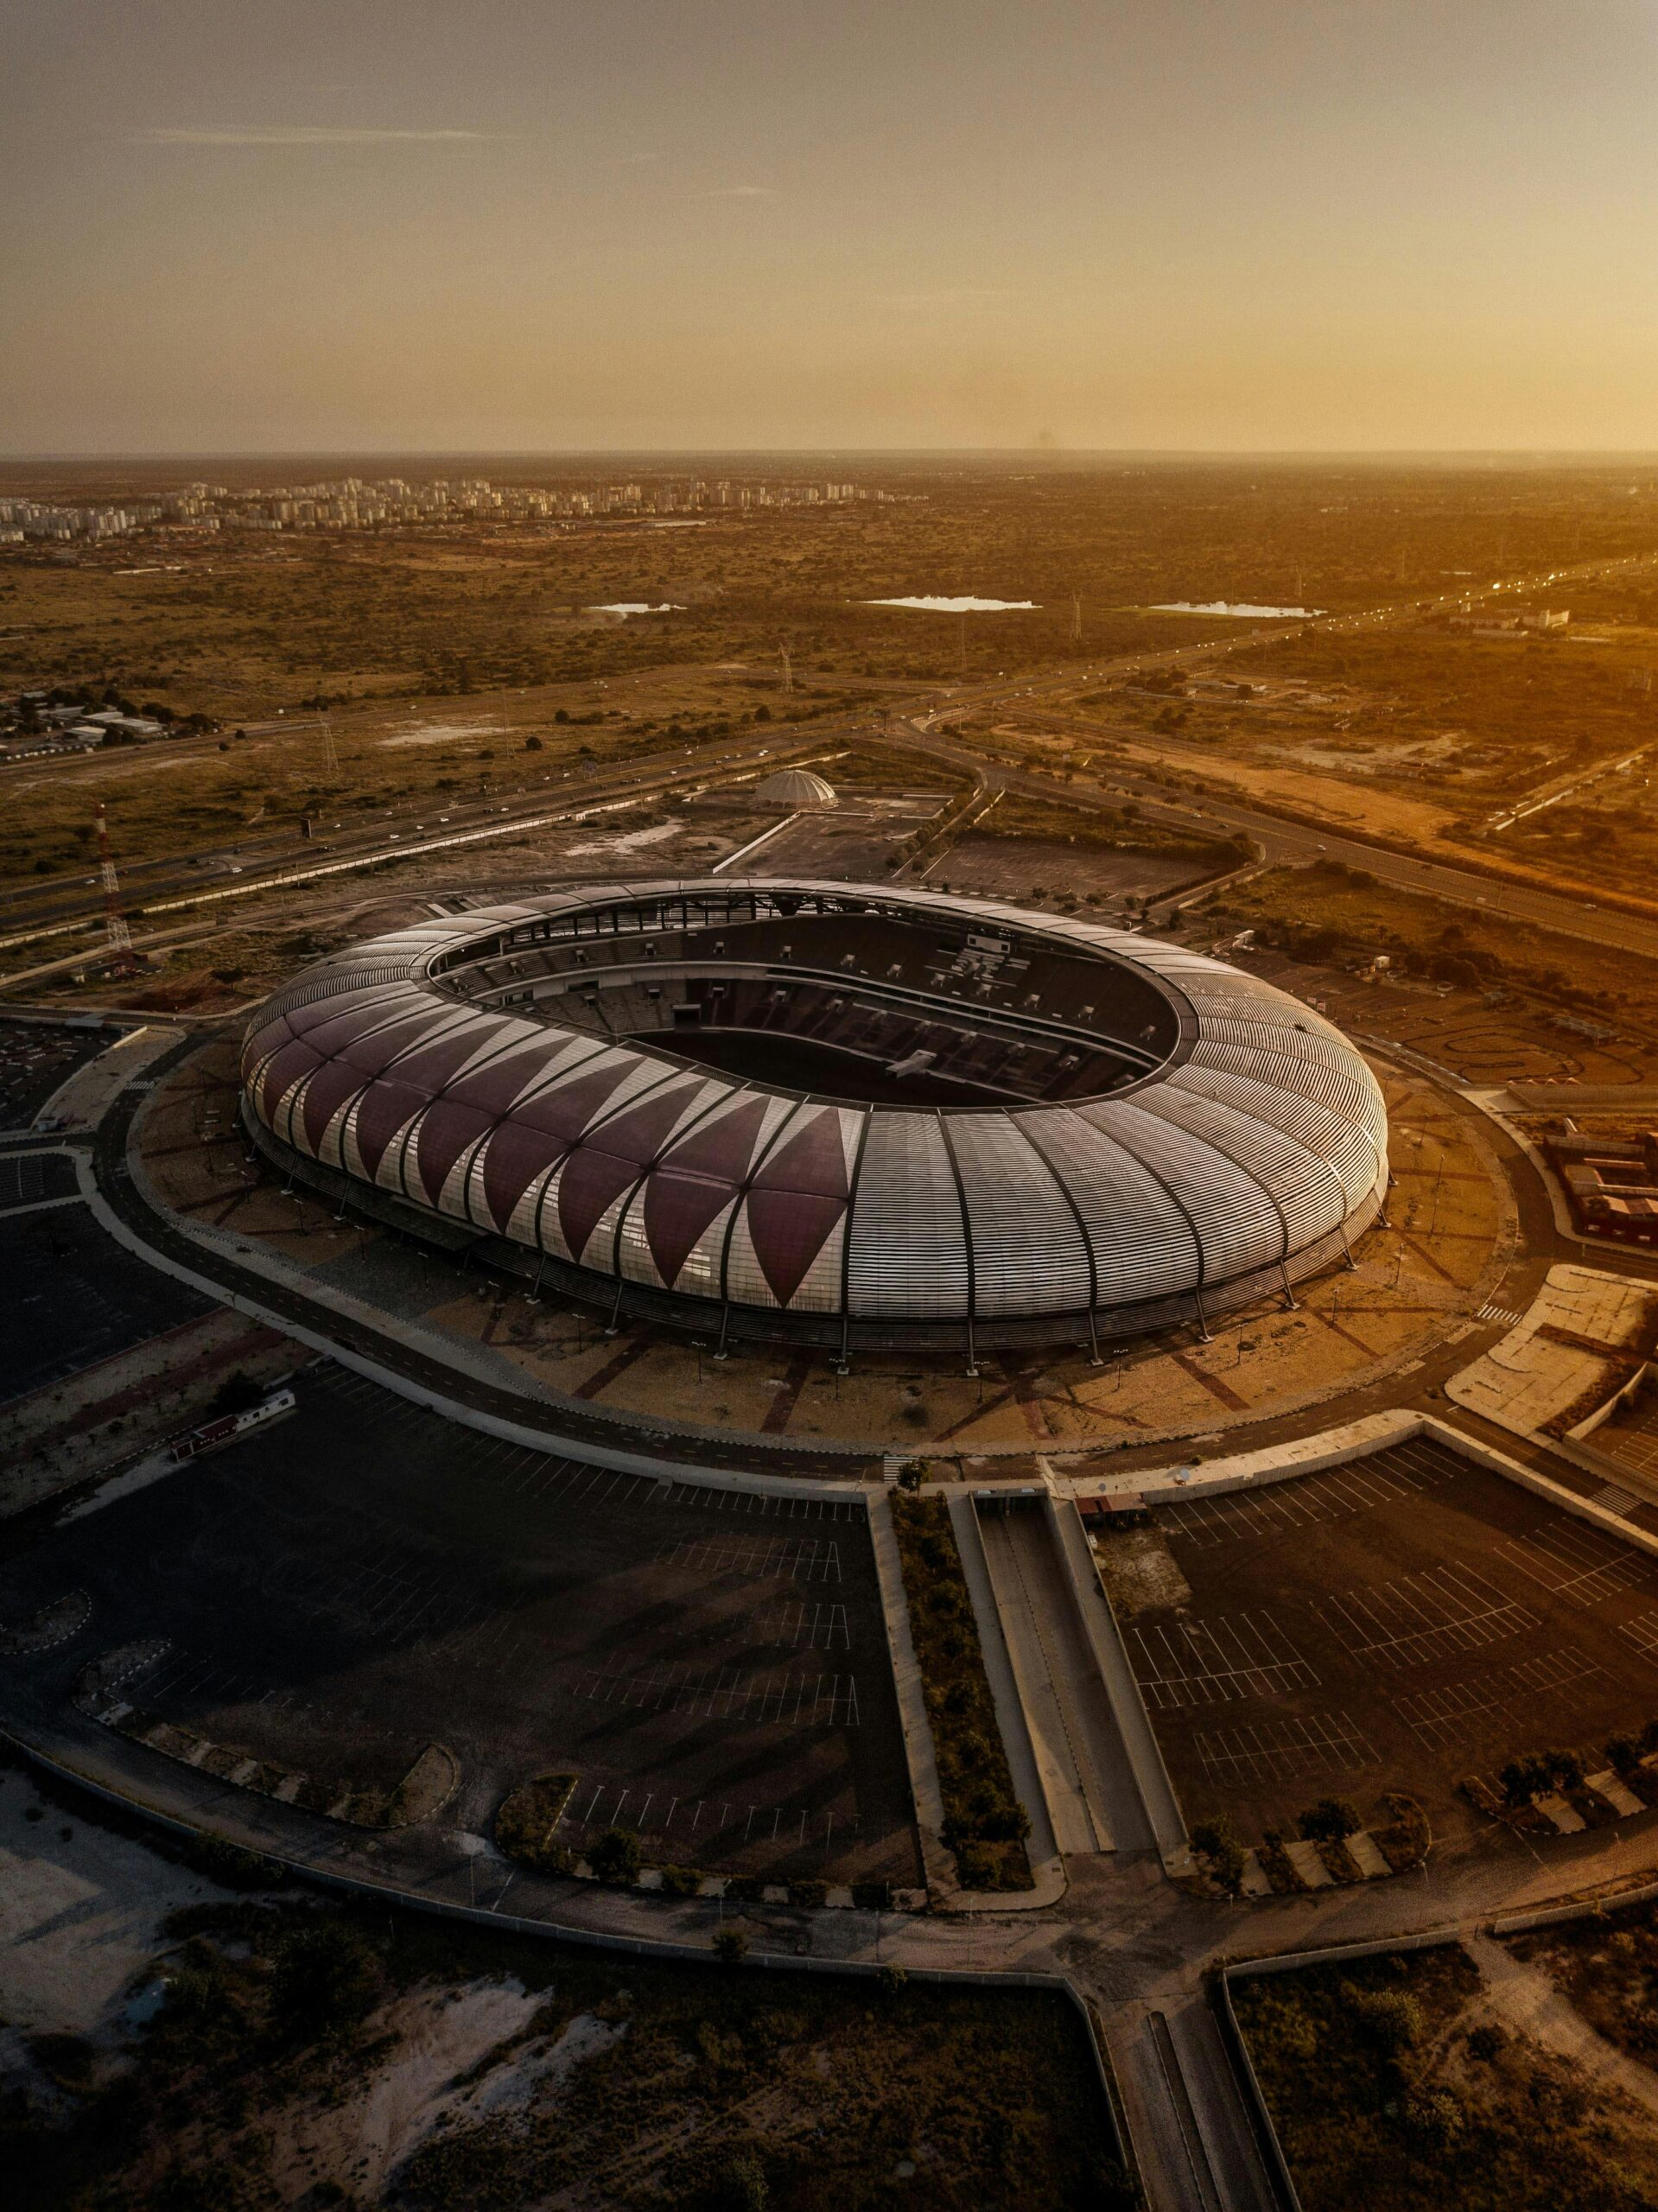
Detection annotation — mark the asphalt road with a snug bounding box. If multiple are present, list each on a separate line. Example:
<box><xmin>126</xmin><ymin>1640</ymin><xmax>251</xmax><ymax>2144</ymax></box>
<box><xmin>894</xmin><ymin>724</ymin><xmax>1658</xmax><ymax>964</ymax></box>
<box><xmin>13</xmin><ymin>543</ymin><xmax>1657</xmax><ymax>968</ymax></box>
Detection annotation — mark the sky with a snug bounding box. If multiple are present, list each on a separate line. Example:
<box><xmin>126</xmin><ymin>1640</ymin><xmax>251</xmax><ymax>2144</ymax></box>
<box><xmin>4</xmin><ymin>0</ymin><xmax>1658</xmax><ymax>454</ymax></box>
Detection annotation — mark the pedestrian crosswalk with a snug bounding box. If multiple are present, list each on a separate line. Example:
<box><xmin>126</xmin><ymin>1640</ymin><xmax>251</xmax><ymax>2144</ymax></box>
<box><xmin>1477</xmin><ymin>1301</ymin><xmax>1526</xmax><ymax>1330</ymax></box>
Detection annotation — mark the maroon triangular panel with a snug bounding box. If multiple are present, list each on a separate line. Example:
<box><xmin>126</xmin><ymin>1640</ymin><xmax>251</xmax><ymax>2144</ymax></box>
<box><xmin>445</xmin><ymin>1042</ymin><xmax>561</xmax><ymax>1116</ymax></box>
<box><xmin>260</xmin><ymin>1037</ymin><xmax>324</xmax><ymax>1123</ymax></box>
<box><xmin>641</xmin><ymin>1170</ymin><xmax>735</xmax><ymax>1287</ymax></box>
<box><xmin>657</xmin><ymin>1094</ymin><xmax>769</xmax><ymax>1182</ymax></box>
<box><xmin>387</xmin><ymin>1022</ymin><xmax>492</xmax><ymax>1096</ymax></box>
<box><xmin>556</xmin><ymin>1147</ymin><xmax>645</xmax><ymax>1262</ymax></box>
<box><xmin>353</xmin><ymin>1080</ymin><xmax>424</xmax><ymax>1180</ymax></box>
<box><xmin>480</xmin><ymin>1123</ymin><xmax>568</xmax><ymax>1232</ymax></box>
<box><xmin>554</xmin><ymin>1082</ymin><xmax>700</xmax><ymax>1258</ymax></box>
<box><xmin>746</xmin><ymin>1188</ymin><xmax>845</xmax><ymax>1307</ymax></box>
<box><xmin>300</xmin><ymin>1058</ymin><xmax>370</xmax><ymax>1153</ymax></box>
<box><xmin>416</xmin><ymin>1099</ymin><xmax>495</xmax><ymax>1205</ymax></box>
<box><xmin>753</xmin><ymin>1107</ymin><xmax>850</xmax><ymax>1198</ymax></box>
<box><xmin>513</xmin><ymin>1058</ymin><xmax>633</xmax><ymax>1141</ymax></box>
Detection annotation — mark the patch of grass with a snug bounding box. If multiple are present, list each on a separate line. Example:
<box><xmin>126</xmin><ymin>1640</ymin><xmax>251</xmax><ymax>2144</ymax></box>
<box><xmin>889</xmin><ymin>1494</ymin><xmax>1032</xmax><ymax>1891</ymax></box>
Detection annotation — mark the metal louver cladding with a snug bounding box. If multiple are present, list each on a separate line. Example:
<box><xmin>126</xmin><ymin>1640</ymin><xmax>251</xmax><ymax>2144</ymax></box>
<box><xmin>238</xmin><ymin>878</ymin><xmax>1388</xmax><ymax>1347</ymax></box>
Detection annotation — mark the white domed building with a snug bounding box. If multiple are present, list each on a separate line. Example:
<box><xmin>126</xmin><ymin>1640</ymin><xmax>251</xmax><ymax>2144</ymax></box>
<box><xmin>754</xmin><ymin>768</ymin><xmax>836</xmax><ymax>808</ymax></box>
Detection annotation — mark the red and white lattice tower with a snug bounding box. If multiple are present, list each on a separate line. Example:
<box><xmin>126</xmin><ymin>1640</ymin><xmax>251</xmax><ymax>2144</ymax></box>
<box><xmin>94</xmin><ymin>802</ymin><xmax>133</xmax><ymax>969</ymax></box>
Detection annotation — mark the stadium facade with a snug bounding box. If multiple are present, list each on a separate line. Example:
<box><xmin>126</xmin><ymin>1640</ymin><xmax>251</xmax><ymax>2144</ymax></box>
<box><xmin>239</xmin><ymin>880</ymin><xmax>1388</xmax><ymax>1355</ymax></box>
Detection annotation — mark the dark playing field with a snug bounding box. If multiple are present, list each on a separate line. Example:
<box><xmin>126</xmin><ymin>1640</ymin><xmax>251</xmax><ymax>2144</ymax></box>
<box><xmin>1</xmin><ymin>1363</ymin><xmax>918</xmax><ymax>1885</ymax></box>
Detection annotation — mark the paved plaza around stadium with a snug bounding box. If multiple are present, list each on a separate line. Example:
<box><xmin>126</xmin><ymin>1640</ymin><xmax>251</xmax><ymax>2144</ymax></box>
<box><xmin>140</xmin><ymin>1037</ymin><xmax>1512</xmax><ymax>1455</ymax></box>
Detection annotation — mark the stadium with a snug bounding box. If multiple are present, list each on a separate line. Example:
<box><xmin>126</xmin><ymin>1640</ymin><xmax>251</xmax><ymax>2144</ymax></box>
<box><xmin>239</xmin><ymin>879</ymin><xmax>1388</xmax><ymax>1356</ymax></box>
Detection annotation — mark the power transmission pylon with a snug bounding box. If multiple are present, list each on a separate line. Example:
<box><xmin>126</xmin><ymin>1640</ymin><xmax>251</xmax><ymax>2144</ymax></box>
<box><xmin>320</xmin><ymin>713</ymin><xmax>341</xmax><ymax>779</ymax></box>
<box><xmin>1070</xmin><ymin>593</ymin><xmax>1082</xmax><ymax>644</ymax></box>
<box><xmin>94</xmin><ymin>803</ymin><xmax>133</xmax><ymax>972</ymax></box>
<box><xmin>779</xmin><ymin>644</ymin><xmax>793</xmax><ymax>694</ymax></box>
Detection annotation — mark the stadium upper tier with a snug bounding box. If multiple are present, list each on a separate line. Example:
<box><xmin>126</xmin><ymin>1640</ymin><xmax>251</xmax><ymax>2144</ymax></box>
<box><xmin>239</xmin><ymin>880</ymin><xmax>1388</xmax><ymax>1350</ymax></box>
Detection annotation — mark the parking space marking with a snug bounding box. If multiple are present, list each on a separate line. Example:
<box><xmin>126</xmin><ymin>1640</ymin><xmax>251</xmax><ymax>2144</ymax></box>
<box><xmin>573</xmin><ymin>1662</ymin><xmax>861</xmax><ymax>1726</ymax></box>
<box><xmin>1394</xmin><ymin>1648</ymin><xmax>1610</xmax><ymax>1751</ymax></box>
<box><xmin>1496</xmin><ymin>1521</ymin><xmax>1655</xmax><ymax>1605</ymax></box>
<box><xmin>1314</xmin><ymin>1564</ymin><xmax>1535</xmax><ymax>1667</ymax></box>
<box><xmin>655</xmin><ymin>1533</ymin><xmax>842</xmax><ymax>1584</ymax></box>
<box><xmin>748</xmin><ymin>1601</ymin><xmax>852</xmax><ymax>1651</ymax></box>
<box><xmin>1194</xmin><ymin>1711</ymin><xmax>1377</xmax><ymax>1786</ymax></box>
<box><xmin>655</xmin><ymin>1482</ymin><xmax>863</xmax><ymax>1523</ymax></box>
<box><xmin>559</xmin><ymin>1783</ymin><xmax>853</xmax><ymax>1855</ymax></box>
<box><xmin>1618</xmin><ymin>1611</ymin><xmax>1658</xmax><ymax>1661</ymax></box>
<box><xmin>1157</xmin><ymin>1438</ymin><xmax>1465</xmax><ymax>1552</ymax></box>
<box><xmin>1130</xmin><ymin>1610</ymin><xmax>1317</xmax><ymax>1710</ymax></box>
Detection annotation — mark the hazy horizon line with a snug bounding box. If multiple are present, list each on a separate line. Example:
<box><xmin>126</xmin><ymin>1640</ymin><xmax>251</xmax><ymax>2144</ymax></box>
<box><xmin>5</xmin><ymin>445</ymin><xmax>1658</xmax><ymax>467</ymax></box>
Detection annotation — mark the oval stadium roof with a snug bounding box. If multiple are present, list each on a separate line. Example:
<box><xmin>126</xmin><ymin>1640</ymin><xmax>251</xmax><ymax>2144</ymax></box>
<box><xmin>239</xmin><ymin>880</ymin><xmax>1387</xmax><ymax>1349</ymax></box>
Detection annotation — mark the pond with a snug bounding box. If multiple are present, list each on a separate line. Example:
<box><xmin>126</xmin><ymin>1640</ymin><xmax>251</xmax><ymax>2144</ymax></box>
<box><xmin>1151</xmin><ymin>601</ymin><xmax>1324</xmax><ymax>618</ymax></box>
<box><xmin>865</xmin><ymin>595</ymin><xmax>1039</xmax><ymax>613</ymax></box>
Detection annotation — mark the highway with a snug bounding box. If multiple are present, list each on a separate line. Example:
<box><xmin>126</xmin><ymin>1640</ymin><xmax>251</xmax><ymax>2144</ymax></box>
<box><xmin>894</xmin><ymin>721</ymin><xmax>1658</xmax><ymax>963</ymax></box>
<box><xmin>9</xmin><ymin>541</ymin><xmax>1658</xmax><ymax>973</ymax></box>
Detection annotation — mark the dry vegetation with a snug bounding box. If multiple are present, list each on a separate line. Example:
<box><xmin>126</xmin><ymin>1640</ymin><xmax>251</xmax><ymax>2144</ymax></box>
<box><xmin>7</xmin><ymin>1892</ymin><xmax>1122</xmax><ymax>2211</ymax></box>
<box><xmin>1233</xmin><ymin>1943</ymin><xmax>1658</xmax><ymax>2212</ymax></box>
<box><xmin>1509</xmin><ymin>1895</ymin><xmax>1658</xmax><ymax>2074</ymax></box>
<box><xmin>888</xmin><ymin>1494</ymin><xmax>1032</xmax><ymax>1891</ymax></box>
<box><xmin>1198</xmin><ymin>861</ymin><xmax>1658</xmax><ymax>1030</ymax></box>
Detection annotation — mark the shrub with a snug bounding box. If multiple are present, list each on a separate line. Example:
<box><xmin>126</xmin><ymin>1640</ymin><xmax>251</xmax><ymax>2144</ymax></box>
<box><xmin>1298</xmin><ymin>1796</ymin><xmax>1361</xmax><ymax>1843</ymax></box>
<box><xmin>1191</xmin><ymin>1815</ymin><xmax>1246</xmax><ymax>1896</ymax></box>
<box><xmin>787</xmin><ymin>1878</ymin><xmax>829</xmax><ymax>1909</ymax></box>
<box><xmin>1499</xmin><ymin>1753</ymin><xmax>1552</xmax><ymax>1807</ymax></box>
<box><xmin>1607</xmin><ymin>1733</ymin><xmax>1642</xmax><ymax>1776</ymax></box>
<box><xmin>1344</xmin><ymin>1981</ymin><xmax>1425</xmax><ymax>2059</ymax></box>
<box><xmin>657</xmin><ymin>1864</ymin><xmax>702</xmax><ymax>1897</ymax></box>
<box><xmin>1545</xmin><ymin>1747</ymin><xmax>1585</xmax><ymax>1793</ymax></box>
<box><xmin>891</xmin><ymin>1494</ymin><xmax>1032</xmax><ymax>1890</ymax></box>
<box><xmin>851</xmin><ymin>1879</ymin><xmax>893</xmax><ymax>1910</ymax></box>
<box><xmin>714</xmin><ymin>1927</ymin><xmax>749</xmax><ymax>1964</ymax></box>
<box><xmin>494</xmin><ymin>1772</ymin><xmax>577</xmax><ymax>1873</ymax></box>
<box><xmin>709</xmin><ymin>2146</ymin><xmax>768</xmax><ymax>2210</ymax></box>
<box><xmin>588</xmin><ymin>1828</ymin><xmax>642</xmax><ymax>1885</ymax></box>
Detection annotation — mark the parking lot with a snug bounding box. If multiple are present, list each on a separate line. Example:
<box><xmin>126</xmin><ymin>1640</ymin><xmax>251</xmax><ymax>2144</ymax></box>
<box><xmin>1109</xmin><ymin>1436</ymin><xmax>1658</xmax><ymax>1840</ymax></box>
<box><xmin>0</xmin><ymin>1020</ymin><xmax>111</xmax><ymax>1131</ymax></box>
<box><xmin>0</xmin><ymin>1199</ymin><xmax>212</xmax><ymax>1406</ymax></box>
<box><xmin>1</xmin><ymin>1366</ymin><xmax>918</xmax><ymax>1886</ymax></box>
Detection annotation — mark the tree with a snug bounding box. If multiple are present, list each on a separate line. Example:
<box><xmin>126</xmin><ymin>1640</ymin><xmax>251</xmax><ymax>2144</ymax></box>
<box><xmin>525</xmin><ymin>733</ymin><xmax>543</xmax><ymax>751</ymax></box>
<box><xmin>588</xmin><ymin>1827</ymin><xmax>641</xmax><ymax>1884</ymax></box>
<box><xmin>714</xmin><ymin>1926</ymin><xmax>748</xmax><ymax>1964</ymax></box>
<box><xmin>1191</xmin><ymin>1815</ymin><xmax>1245</xmax><ymax>1895</ymax></box>
<box><xmin>1297</xmin><ymin>1796</ymin><xmax>1361</xmax><ymax>1843</ymax></box>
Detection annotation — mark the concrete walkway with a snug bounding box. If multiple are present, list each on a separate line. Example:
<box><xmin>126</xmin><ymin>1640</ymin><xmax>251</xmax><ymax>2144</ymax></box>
<box><xmin>974</xmin><ymin>1500</ymin><xmax>1133</xmax><ymax>1855</ymax></box>
<box><xmin>1467</xmin><ymin>1929</ymin><xmax>1658</xmax><ymax>2123</ymax></box>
